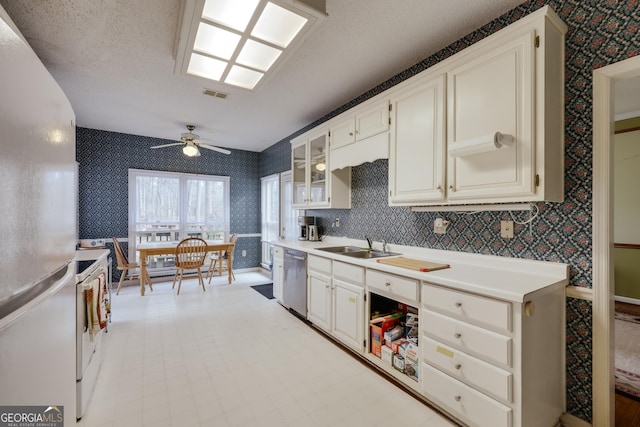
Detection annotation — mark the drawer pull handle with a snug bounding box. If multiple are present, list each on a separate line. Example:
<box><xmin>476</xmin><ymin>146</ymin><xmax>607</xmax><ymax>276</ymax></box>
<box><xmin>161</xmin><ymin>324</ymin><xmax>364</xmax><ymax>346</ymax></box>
<box><xmin>385</xmin><ymin>282</ymin><xmax>391</xmax><ymax>287</ymax></box>
<box><xmin>454</xmin><ymin>333</ymin><xmax>462</xmax><ymax>339</ymax></box>
<box><xmin>454</xmin><ymin>363</ymin><xmax>462</xmax><ymax>370</ymax></box>
<box><xmin>454</xmin><ymin>301</ymin><xmax>462</xmax><ymax>308</ymax></box>
<box><xmin>454</xmin><ymin>395</ymin><xmax>462</xmax><ymax>402</ymax></box>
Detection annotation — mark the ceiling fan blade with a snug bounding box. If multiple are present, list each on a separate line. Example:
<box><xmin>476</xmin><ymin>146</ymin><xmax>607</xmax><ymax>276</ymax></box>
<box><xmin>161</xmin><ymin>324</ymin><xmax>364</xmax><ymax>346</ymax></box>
<box><xmin>197</xmin><ymin>143</ymin><xmax>231</xmax><ymax>155</ymax></box>
<box><xmin>150</xmin><ymin>142</ymin><xmax>183</xmax><ymax>149</ymax></box>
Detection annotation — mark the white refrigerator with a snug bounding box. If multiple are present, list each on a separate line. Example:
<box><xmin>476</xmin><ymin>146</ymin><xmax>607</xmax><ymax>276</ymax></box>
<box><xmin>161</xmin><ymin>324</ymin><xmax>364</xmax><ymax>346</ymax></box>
<box><xmin>0</xmin><ymin>5</ymin><xmax>77</xmax><ymax>425</ymax></box>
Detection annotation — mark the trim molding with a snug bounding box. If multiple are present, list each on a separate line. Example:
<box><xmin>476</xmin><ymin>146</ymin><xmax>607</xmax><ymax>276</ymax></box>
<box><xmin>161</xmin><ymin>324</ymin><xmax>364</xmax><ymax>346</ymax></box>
<box><xmin>615</xmin><ymin>295</ymin><xmax>640</xmax><ymax>305</ymax></box>
<box><xmin>614</xmin><ymin>243</ymin><xmax>640</xmax><ymax>250</ymax></box>
<box><xmin>560</xmin><ymin>412</ymin><xmax>592</xmax><ymax>427</ymax></box>
<box><xmin>592</xmin><ymin>54</ymin><xmax>640</xmax><ymax>427</ymax></box>
<box><xmin>566</xmin><ymin>286</ymin><xmax>593</xmax><ymax>301</ymax></box>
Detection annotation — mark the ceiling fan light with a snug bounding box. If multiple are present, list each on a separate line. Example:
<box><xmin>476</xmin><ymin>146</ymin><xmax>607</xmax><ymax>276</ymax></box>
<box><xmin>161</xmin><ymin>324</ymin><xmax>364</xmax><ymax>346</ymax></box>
<box><xmin>183</xmin><ymin>144</ymin><xmax>200</xmax><ymax>156</ymax></box>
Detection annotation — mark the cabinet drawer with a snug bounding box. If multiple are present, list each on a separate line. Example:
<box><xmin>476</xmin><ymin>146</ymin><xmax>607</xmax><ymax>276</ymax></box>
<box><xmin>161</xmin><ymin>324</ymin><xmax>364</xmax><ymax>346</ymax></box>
<box><xmin>423</xmin><ymin>336</ymin><xmax>513</xmax><ymax>403</ymax></box>
<box><xmin>367</xmin><ymin>269</ymin><xmax>418</xmax><ymax>301</ymax></box>
<box><xmin>423</xmin><ymin>284</ymin><xmax>511</xmax><ymax>332</ymax></box>
<box><xmin>423</xmin><ymin>310</ymin><xmax>511</xmax><ymax>367</ymax></box>
<box><xmin>308</xmin><ymin>255</ymin><xmax>331</xmax><ymax>275</ymax></box>
<box><xmin>333</xmin><ymin>261</ymin><xmax>364</xmax><ymax>286</ymax></box>
<box><xmin>272</xmin><ymin>246</ymin><xmax>283</xmax><ymax>259</ymax></box>
<box><xmin>422</xmin><ymin>363</ymin><xmax>512</xmax><ymax>427</ymax></box>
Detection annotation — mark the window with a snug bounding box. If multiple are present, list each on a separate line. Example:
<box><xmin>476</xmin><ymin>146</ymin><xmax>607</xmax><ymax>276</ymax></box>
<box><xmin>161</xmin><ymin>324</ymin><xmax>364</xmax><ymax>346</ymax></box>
<box><xmin>261</xmin><ymin>174</ymin><xmax>279</xmax><ymax>268</ymax></box>
<box><xmin>128</xmin><ymin>169</ymin><xmax>230</xmax><ymax>269</ymax></box>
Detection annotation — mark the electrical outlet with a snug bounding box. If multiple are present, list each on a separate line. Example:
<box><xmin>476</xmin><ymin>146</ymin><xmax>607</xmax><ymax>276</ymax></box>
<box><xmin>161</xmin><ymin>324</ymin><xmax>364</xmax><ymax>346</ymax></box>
<box><xmin>335</xmin><ymin>217</ymin><xmax>340</xmax><ymax>227</ymax></box>
<box><xmin>501</xmin><ymin>220</ymin><xmax>514</xmax><ymax>238</ymax></box>
<box><xmin>434</xmin><ymin>218</ymin><xmax>449</xmax><ymax>234</ymax></box>
<box><xmin>242</xmin><ymin>250</ymin><xmax>247</xmax><ymax>257</ymax></box>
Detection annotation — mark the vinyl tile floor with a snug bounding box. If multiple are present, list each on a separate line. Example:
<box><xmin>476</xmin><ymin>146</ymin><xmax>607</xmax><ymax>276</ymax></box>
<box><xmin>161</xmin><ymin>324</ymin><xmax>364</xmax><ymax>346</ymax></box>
<box><xmin>78</xmin><ymin>272</ymin><xmax>456</xmax><ymax>427</ymax></box>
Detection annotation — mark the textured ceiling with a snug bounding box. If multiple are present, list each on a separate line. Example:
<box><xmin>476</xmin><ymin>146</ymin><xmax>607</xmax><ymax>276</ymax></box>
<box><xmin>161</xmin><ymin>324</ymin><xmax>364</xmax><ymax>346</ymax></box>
<box><xmin>0</xmin><ymin>0</ymin><xmax>568</xmax><ymax>152</ymax></box>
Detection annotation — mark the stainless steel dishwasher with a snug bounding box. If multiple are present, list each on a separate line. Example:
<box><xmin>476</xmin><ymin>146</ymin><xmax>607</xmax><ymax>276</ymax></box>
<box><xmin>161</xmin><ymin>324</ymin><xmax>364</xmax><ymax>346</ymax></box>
<box><xmin>283</xmin><ymin>248</ymin><xmax>307</xmax><ymax>318</ymax></box>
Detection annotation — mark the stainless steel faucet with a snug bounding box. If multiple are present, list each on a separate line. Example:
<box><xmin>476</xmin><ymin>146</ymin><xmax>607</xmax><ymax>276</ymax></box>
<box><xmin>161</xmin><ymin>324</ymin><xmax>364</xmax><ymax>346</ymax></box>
<box><xmin>365</xmin><ymin>236</ymin><xmax>373</xmax><ymax>251</ymax></box>
<box><xmin>382</xmin><ymin>239</ymin><xmax>387</xmax><ymax>253</ymax></box>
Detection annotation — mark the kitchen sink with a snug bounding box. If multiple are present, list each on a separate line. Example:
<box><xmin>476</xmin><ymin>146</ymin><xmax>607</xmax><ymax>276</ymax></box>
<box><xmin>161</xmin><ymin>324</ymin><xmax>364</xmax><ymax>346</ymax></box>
<box><xmin>317</xmin><ymin>246</ymin><xmax>400</xmax><ymax>259</ymax></box>
<box><xmin>317</xmin><ymin>246</ymin><xmax>364</xmax><ymax>253</ymax></box>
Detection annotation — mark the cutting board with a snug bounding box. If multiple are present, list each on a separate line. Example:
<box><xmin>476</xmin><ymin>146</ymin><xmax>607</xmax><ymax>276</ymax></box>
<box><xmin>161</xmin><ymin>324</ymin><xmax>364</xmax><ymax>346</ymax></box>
<box><xmin>376</xmin><ymin>257</ymin><xmax>450</xmax><ymax>272</ymax></box>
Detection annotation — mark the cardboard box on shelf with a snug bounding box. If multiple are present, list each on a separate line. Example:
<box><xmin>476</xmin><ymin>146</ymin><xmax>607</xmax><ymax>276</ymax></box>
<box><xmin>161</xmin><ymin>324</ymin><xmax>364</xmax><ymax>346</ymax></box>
<box><xmin>369</xmin><ymin>312</ymin><xmax>404</xmax><ymax>358</ymax></box>
<box><xmin>390</xmin><ymin>339</ymin><xmax>406</xmax><ymax>353</ymax></box>
<box><xmin>404</xmin><ymin>342</ymin><xmax>419</xmax><ymax>381</ymax></box>
<box><xmin>384</xmin><ymin>325</ymin><xmax>404</xmax><ymax>345</ymax></box>
<box><xmin>393</xmin><ymin>354</ymin><xmax>405</xmax><ymax>373</ymax></box>
<box><xmin>381</xmin><ymin>345</ymin><xmax>393</xmax><ymax>365</ymax></box>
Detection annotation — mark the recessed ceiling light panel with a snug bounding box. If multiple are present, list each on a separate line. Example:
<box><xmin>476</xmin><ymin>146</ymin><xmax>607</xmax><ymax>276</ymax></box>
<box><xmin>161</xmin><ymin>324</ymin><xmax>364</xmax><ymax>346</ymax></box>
<box><xmin>188</xmin><ymin>53</ymin><xmax>227</xmax><ymax>81</ymax></box>
<box><xmin>236</xmin><ymin>39</ymin><xmax>282</xmax><ymax>71</ymax></box>
<box><xmin>252</xmin><ymin>2</ymin><xmax>308</xmax><ymax>48</ymax></box>
<box><xmin>202</xmin><ymin>0</ymin><xmax>260</xmax><ymax>32</ymax></box>
<box><xmin>175</xmin><ymin>0</ymin><xmax>326</xmax><ymax>91</ymax></box>
<box><xmin>225</xmin><ymin>65</ymin><xmax>264</xmax><ymax>90</ymax></box>
<box><xmin>193</xmin><ymin>23</ymin><xmax>241</xmax><ymax>59</ymax></box>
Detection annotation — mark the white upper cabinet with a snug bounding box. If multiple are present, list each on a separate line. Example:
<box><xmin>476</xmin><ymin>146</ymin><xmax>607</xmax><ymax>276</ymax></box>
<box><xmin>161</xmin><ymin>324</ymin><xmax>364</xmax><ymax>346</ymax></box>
<box><xmin>329</xmin><ymin>100</ymin><xmax>391</xmax><ymax>171</ymax></box>
<box><xmin>445</xmin><ymin>6</ymin><xmax>566</xmax><ymax>205</ymax></box>
<box><xmin>330</xmin><ymin>100</ymin><xmax>390</xmax><ymax>149</ymax></box>
<box><xmin>389</xmin><ymin>73</ymin><xmax>446</xmax><ymax>205</ymax></box>
<box><xmin>291</xmin><ymin>128</ymin><xmax>351</xmax><ymax>209</ymax></box>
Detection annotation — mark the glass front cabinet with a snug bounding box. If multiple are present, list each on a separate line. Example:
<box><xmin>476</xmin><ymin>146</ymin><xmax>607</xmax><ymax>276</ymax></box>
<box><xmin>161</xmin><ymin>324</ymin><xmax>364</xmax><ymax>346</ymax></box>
<box><xmin>291</xmin><ymin>128</ymin><xmax>351</xmax><ymax>209</ymax></box>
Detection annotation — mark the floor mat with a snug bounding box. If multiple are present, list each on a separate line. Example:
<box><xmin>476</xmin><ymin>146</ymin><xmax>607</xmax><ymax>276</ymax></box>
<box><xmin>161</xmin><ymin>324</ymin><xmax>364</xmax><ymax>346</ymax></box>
<box><xmin>616</xmin><ymin>311</ymin><xmax>640</xmax><ymax>400</ymax></box>
<box><xmin>250</xmin><ymin>283</ymin><xmax>274</xmax><ymax>300</ymax></box>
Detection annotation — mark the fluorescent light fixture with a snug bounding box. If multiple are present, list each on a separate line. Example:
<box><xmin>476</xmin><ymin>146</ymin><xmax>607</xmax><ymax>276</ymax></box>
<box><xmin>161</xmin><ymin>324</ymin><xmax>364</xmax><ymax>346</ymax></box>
<box><xmin>411</xmin><ymin>203</ymin><xmax>534</xmax><ymax>213</ymax></box>
<box><xmin>175</xmin><ymin>0</ymin><xmax>326</xmax><ymax>91</ymax></box>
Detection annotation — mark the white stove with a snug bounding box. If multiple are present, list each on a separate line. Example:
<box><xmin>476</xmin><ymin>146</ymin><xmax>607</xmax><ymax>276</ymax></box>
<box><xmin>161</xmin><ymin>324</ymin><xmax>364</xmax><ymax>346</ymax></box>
<box><xmin>74</xmin><ymin>248</ymin><xmax>110</xmax><ymax>420</ymax></box>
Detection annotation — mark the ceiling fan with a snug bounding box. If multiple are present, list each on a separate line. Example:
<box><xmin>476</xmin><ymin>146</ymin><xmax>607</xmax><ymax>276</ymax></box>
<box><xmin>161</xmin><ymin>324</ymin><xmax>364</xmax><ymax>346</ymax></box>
<box><xmin>150</xmin><ymin>125</ymin><xmax>231</xmax><ymax>156</ymax></box>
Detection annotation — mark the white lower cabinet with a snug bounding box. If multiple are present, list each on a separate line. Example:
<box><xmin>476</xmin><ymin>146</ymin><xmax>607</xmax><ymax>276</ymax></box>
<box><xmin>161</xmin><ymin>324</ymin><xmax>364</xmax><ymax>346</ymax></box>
<box><xmin>272</xmin><ymin>246</ymin><xmax>284</xmax><ymax>302</ymax></box>
<box><xmin>299</xmin><ymin>250</ymin><xmax>564</xmax><ymax>427</ymax></box>
<box><xmin>421</xmin><ymin>283</ymin><xmax>564</xmax><ymax>427</ymax></box>
<box><xmin>307</xmin><ymin>255</ymin><xmax>332</xmax><ymax>331</ymax></box>
<box><xmin>422</xmin><ymin>363</ymin><xmax>512</xmax><ymax>427</ymax></box>
<box><xmin>332</xmin><ymin>278</ymin><xmax>364</xmax><ymax>351</ymax></box>
<box><xmin>307</xmin><ymin>257</ymin><xmax>365</xmax><ymax>352</ymax></box>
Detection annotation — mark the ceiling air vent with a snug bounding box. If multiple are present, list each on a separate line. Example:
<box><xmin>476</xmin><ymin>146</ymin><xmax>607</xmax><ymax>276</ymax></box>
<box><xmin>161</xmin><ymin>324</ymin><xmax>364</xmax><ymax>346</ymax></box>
<box><xmin>203</xmin><ymin>89</ymin><xmax>229</xmax><ymax>99</ymax></box>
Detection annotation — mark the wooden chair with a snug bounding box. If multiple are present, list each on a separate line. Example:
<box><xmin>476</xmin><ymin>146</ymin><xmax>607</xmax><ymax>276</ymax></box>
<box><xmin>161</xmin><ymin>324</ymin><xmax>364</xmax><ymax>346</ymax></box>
<box><xmin>172</xmin><ymin>237</ymin><xmax>208</xmax><ymax>295</ymax></box>
<box><xmin>112</xmin><ymin>237</ymin><xmax>151</xmax><ymax>295</ymax></box>
<box><xmin>206</xmin><ymin>233</ymin><xmax>237</xmax><ymax>283</ymax></box>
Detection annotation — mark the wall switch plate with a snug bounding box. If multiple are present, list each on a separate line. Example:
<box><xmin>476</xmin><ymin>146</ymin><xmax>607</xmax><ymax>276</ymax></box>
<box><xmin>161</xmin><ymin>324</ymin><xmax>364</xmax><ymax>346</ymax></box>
<box><xmin>335</xmin><ymin>218</ymin><xmax>340</xmax><ymax>227</ymax></box>
<box><xmin>501</xmin><ymin>220</ymin><xmax>514</xmax><ymax>238</ymax></box>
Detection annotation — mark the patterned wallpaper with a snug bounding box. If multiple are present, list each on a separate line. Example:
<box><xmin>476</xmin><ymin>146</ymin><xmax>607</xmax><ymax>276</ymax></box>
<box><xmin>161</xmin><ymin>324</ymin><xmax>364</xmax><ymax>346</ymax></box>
<box><xmin>257</xmin><ymin>0</ymin><xmax>640</xmax><ymax>422</ymax></box>
<box><xmin>76</xmin><ymin>127</ymin><xmax>262</xmax><ymax>271</ymax></box>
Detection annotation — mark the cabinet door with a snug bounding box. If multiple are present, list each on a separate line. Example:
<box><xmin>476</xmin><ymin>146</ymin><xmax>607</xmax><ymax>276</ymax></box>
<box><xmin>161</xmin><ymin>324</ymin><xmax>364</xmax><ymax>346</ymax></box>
<box><xmin>330</xmin><ymin>117</ymin><xmax>356</xmax><ymax>149</ymax></box>
<box><xmin>292</xmin><ymin>141</ymin><xmax>308</xmax><ymax>207</ymax></box>
<box><xmin>272</xmin><ymin>258</ymin><xmax>283</xmax><ymax>302</ymax></box>
<box><xmin>332</xmin><ymin>279</ymin><xmax>364</xmax><ymax>351</ymax></box>
<box><xmin>389</xmin><ymin>73</ymin><xmax>446</xmax><ymax>205</ymax></box>
<box><xmin>356</xmin><ymin>101</ymin><xmax>389</xmax><ymax>141</ymax></box>
<box><xmin>308</xmin><ymin>272</ymin><xmax>331</xmax><ymax>331</ymax></box>
<box><xmin>447</xmin><ymin>31</ymin><xmax>535</xmax><ymax>201</ymax></box>
<box><xmin>308</xmin><ymin>131</ymin><xmax>329</xmax><ymax>206</ymax></box>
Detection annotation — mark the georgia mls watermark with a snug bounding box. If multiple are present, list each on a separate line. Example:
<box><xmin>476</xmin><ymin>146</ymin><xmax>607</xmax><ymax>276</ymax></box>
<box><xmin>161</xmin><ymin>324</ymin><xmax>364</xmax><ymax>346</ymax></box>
<box><xmin>0</xmin><ymin>406</ymin><xmax>63</xmax><ymax>427</ymax></box>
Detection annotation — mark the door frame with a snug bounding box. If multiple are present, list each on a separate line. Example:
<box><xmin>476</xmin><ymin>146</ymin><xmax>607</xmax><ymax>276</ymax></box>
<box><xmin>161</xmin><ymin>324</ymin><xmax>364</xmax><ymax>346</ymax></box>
<box><xmin>592</xmin><ymin>54</ymin><xmax>640</xmax><ymax>426</ymax></box>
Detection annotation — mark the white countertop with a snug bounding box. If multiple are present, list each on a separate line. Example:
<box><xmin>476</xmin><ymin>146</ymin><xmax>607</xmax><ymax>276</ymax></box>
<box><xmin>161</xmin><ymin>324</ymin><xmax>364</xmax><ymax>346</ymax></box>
<box><xmin>75</xmin><ymin>248</ymin><xmax>110</xmax><ymax>262</ymax></box>
<box><xmin>273</xmin><ymin>237</ymin><xmax>569</xmax><ymax>303</ymax></box>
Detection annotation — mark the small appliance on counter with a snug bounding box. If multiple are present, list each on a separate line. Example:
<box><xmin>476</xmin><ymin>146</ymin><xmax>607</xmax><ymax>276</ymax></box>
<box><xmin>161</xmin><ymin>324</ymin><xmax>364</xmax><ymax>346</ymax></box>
<box><xmin>298</xmin><ymin>216</ymin><xmax>315</xmax><ymax>240</ymax></box>
<box><xmin>308</xmin><ymin>225</ymin><xmax>320</xmax><ymax>241</ymax></box>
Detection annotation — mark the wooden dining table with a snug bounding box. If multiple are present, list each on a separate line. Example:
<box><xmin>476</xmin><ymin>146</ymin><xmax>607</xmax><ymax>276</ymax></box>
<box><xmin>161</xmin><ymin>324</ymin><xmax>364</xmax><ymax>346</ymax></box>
<box><xmin>136</xmin><ymin>240</ymin><xmax>235</xmax><ymax>296</ymax></box>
